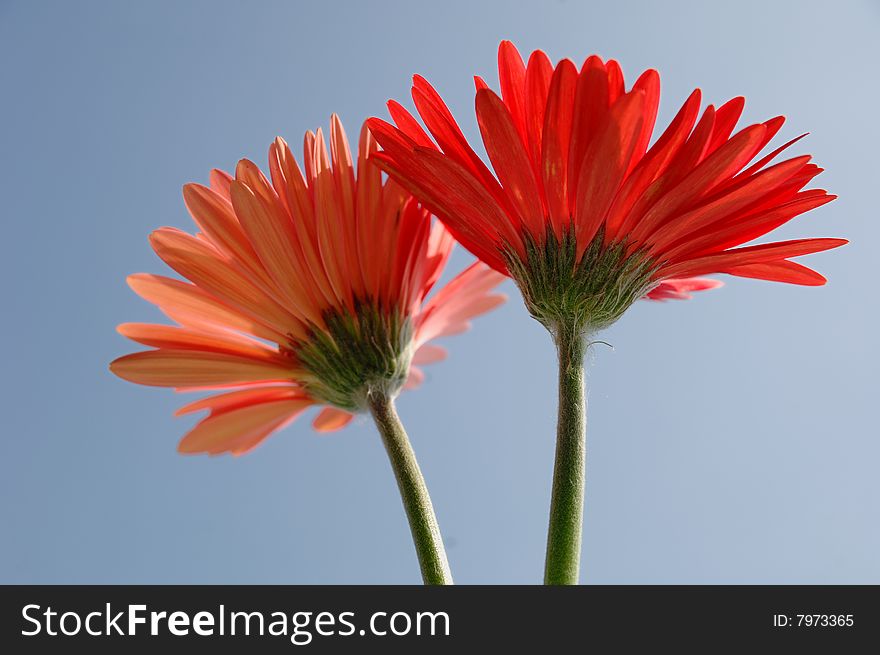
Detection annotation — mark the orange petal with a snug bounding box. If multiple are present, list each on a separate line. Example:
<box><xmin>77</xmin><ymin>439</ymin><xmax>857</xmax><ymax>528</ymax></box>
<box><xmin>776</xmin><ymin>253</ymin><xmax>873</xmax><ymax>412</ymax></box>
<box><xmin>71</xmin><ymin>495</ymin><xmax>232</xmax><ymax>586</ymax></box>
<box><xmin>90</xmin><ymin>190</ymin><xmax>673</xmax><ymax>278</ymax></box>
<box><xmin>412</xmin><ymin>343</ymin><xmax>448</xmax><ymax>365</ymax></box>
<box><xmin>178</xmin><ymin>398</ymin><xmax>311</xmax><ymax>455</ymax></box>
<box><xmin>149</xmin><ymin>228</ymin><xmax>306</xmax><ymax>341</ymax></box>
<box><xmin>117</xmin><ymin>323</ymin><xmax>285</xmax><ymax>362</ymax></box>
<box><xmin>229</xmin><ymin>180</ymin><xmax>323</xmax><ymax>327</ymax></box>
<box><xmin>175</xmin><ymin>386</ymin><xmax>308</xmax><ymax>416</ymax></box>
<box><xmin>312</xmin><ymin>407</ymin><xmax>355</xmax><ymax>433</ymax></box>
<box><xmin>209</xmin><ymin>169</ymin><xmax>233</xmax><ymax>201</ymax></box>
<box><xmin>126</xmin><ymin>273</ymin><xmax>288</xmax><ymax>344</ymax></box>
<box><xmin>110</xmin><ymin>349</ymin><xmax>294</xmax><ymax>388</ymax></box>
<box><xmin>182</xmin><ymin>183</ymin><xmax>269</xmax><ymax>285</ymax></box>
<box><xmin>404</xmin><ymin>366</ymin><xmax>425</xmax><ymax>390</ymax></box>
<box><xmin>312</xmin><ymin>128</ymin><xmax>354</xmax><ymax>311</ymax></box>
<box><xmin>416</xmin><ymin>263</ymin><xmax>507</xmax><ymax>344</ymax></box>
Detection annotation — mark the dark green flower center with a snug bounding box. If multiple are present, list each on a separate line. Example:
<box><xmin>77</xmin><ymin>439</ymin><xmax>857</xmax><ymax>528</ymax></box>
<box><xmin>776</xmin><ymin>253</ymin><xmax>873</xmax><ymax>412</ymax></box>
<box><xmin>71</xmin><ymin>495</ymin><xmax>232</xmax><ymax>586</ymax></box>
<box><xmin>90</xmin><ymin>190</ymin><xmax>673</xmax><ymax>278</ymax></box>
<box><xmin>502</xmin><ymin>226</ymin><xmax>659</xmax><ymax>338</ymax></box>
<box><xmin>290</xmin><ymin>301</ymin><xmax>414</xmax><ymax>412</ymax></box>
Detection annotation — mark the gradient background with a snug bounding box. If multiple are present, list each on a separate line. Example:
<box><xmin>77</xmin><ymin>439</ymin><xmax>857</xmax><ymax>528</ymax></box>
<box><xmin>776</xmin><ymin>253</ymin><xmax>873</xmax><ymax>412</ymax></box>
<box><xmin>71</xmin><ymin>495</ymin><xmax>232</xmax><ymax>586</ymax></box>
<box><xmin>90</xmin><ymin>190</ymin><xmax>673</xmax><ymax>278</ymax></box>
<box><xmin>1</xmin><ymin>0</ymin><xmax>876</xmax><ymax>584</ymax></box>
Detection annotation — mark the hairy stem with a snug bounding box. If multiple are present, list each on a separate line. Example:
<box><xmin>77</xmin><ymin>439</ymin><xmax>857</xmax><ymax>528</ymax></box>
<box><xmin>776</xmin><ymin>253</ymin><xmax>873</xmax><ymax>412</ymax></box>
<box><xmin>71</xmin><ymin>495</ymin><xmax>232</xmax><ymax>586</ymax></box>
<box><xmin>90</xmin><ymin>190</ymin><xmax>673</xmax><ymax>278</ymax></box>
<box><xmin>544</xmin><ymin>326</ymin><xmax>587</xmax><ymax>585</ymax></box>
<box><xmin>367</xmin><ymin>391</ymin><xmax>453</xmax><ymax>585</ymax></box>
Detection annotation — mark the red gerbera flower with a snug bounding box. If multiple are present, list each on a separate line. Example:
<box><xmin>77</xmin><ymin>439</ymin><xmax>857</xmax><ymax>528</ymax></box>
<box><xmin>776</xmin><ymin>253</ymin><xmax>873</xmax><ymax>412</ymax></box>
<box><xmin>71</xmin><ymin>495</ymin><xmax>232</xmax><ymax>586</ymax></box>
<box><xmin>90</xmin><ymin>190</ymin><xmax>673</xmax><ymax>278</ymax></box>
<box><xmin>367</xmin><ymin>41</ymin><xmax>846</xmax><ymax>585</ymax></box>
<box><xmin>110</xmin><ymin>116</ymin><xmax>505</xmax><ymax>457</ymax></box>
<box><xmin>367</xmin><ymin>41</ymin><xmax>844</xmax><ymax>334</ymax></box>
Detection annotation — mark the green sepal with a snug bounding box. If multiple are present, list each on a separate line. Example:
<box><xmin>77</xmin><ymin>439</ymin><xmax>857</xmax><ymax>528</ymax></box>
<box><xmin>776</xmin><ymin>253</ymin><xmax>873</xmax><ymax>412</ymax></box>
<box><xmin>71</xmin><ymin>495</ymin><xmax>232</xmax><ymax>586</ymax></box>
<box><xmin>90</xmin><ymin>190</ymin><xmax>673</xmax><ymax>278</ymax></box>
<box><xmin>503</xmin><ymin>225</ymin><xmax>658</xmax><ymax>338</ymax></box>
<box><xmin>292</xmin><ymin>300</ymin><xmax>414</xmax><ymax>412</ymax></box>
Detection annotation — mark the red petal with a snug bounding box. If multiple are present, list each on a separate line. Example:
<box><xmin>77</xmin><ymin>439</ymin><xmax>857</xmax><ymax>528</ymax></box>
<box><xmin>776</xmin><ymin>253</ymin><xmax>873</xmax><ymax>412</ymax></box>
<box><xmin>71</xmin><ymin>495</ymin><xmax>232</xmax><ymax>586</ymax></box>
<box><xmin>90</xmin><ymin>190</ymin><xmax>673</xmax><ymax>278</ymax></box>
<box><xmin>541</xmin><ymin>59</ymin><xmax>578</xmax><ymax>238</ymax></box>
<box><xmin>605</xmin><ymin>60</ymin><xmax>625</xmax><ymax>103</ymax></box>
<box><xmin>367</xmin><ymin>139</ymin><xmax>513</xmax><ymax>272</ymax></box>
<box><xmin>574</xmin><ymin>90</ymin><xmax>646</xmax><ymax>253</ymax></box>
<box><xmin>417</xmin><ymin>148</ymin><xmax>522</xmax><ymax>250</ymax></box>
<box><xmin>411</xmin><ymin>76</ymin><xmax>509</xmax><ymax>205</ymax></box>
<box><xmin>723</xmin><ymin>260</ymin><xmax>827</xmax><ymax>286</ymax></box>
<box><xmin>647</xmin><ymin>155</ymin><xmax>812</xmax><ymax>255</ymax></box>
<box><xmin>705</xmin><ymin>96</ymin><xmax>745</xmax><ymax>154</ymax></box>
<box><xmin>497</xmin><ymin>40</ymin><xmax>528</xmax><ymax>145</ymax></box>
<box><xmin>628</xmin><ymin>69</ymin><xmax>661</xmax><ymax>174</ymax></box>
<box><xmin>660</xmin><ymin>238</ymin><xmax>847</xmax><ymax>278</ymax></box>
<box><xmin>567</xmin><ymin>56</ymin><xmax>609</xmax><ymax>211</ymax></box>
<box><xmin>630</xmin><ymin>123</ymin><xmax>767</xmax><ymax>245</ymax></box>
<box><xmin>387</xmin><ymin>100</ymin><xmax>435</xmax><ymax>148</ymax></box>
<box><xmin>476</xmin><ymin>89</ymin><xmax>545</xmax><ymax>240</ymax></box>
<box><xmin>660</xmin><ymin>192</ymin><xmax>836</xmax><ymax>262</ymax></box>
<box><xmin>735</xmin><ymin>131</ymin><xmax>808</xmax><ymax>181</ymax></box>
<box><xmin>524</xmin><ymin>49</ymin><xmax>553</xmax><ymax>173</ymax></box>
<box><xmin>614</xmin><ymin>101</ymin><xmax>716</xmax><ymax>240</ymax></box>
<box><xmin>644</xmin><ymin>276</ymin><xmax>723</xmax><ymax>301</ymax></box>
<box><xmin>605</xmin><ymin>89</ymin><xmax>702</xmax><ymax>242</ymax></box>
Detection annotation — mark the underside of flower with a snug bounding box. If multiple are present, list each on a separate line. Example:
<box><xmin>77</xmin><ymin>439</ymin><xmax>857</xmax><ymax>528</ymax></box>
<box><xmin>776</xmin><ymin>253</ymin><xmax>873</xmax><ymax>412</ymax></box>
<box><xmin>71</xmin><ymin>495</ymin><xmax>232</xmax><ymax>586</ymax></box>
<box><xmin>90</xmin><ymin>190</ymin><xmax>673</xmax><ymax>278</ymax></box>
<box><xmin>292</xmin><ymin>302</ymin><xmax>414</xmax><ymax>412</ymax></box>
<box><xmin>363</xmin><ymin>40</ymin><xmax>847</xmax><ymax>587</ymax></box>
<box><xmin>367</xmin><ymin>41</ymin><xmax>846</xmax><ymax>317</ymax></box>
<box><xmin>111</xmin><ymin>115</ymin><xmax>507</xmax><ymax>454</ymax></box>
<box><xmin>504</xmin><ymin>226</ymin><xmax>657</xmax><ymax>338</ymax></box>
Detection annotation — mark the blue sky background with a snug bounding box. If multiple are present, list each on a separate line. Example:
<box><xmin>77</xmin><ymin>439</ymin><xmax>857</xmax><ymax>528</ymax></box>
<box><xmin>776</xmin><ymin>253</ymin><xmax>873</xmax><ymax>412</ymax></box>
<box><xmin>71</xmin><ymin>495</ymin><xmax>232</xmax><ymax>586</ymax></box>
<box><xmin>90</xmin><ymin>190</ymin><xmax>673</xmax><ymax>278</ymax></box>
<box><xmin>1</xmin><ymin>0</ymin><xmax>877</xmax><ymax>584</ymax></box>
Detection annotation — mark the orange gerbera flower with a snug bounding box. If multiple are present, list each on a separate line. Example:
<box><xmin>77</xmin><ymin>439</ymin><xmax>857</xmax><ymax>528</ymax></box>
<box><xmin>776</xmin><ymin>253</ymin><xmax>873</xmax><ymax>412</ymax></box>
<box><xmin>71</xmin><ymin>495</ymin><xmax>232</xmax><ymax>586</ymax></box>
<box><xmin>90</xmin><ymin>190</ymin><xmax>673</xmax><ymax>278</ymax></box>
<box><xmin>110</xmin><ymin>116</ymin><xmax>505</xmax><ymax>457</ymax></box>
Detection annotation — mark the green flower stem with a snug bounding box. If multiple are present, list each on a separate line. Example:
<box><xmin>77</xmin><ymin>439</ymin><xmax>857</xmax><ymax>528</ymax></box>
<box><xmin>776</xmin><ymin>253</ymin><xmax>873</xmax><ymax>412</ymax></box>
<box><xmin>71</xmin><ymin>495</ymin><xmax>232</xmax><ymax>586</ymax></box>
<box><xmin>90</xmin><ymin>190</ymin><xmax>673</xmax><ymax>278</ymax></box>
<box><xmin>544</xmin><ymin>326</ymin><xmax>587</xmax><ymax>585</ymax></box>
<box><xmin>367</xmin><ymin>391</ymin><xmax>453</xmax><ymax>585</ymax></box>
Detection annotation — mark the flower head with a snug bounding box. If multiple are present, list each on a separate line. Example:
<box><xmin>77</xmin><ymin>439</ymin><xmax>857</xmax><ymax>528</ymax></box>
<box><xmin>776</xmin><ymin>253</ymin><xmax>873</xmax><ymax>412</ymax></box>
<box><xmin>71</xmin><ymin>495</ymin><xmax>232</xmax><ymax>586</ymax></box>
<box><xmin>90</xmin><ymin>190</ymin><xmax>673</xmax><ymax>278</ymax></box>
<box><xmin>111</xmin><ymin>116</ymin><xmax>506</xmax><ymax>455</ymax></box>
<box><xmin>367</xmin><ymin>41</ymin><xmax>845</xmax><ymax>335</ymax></box>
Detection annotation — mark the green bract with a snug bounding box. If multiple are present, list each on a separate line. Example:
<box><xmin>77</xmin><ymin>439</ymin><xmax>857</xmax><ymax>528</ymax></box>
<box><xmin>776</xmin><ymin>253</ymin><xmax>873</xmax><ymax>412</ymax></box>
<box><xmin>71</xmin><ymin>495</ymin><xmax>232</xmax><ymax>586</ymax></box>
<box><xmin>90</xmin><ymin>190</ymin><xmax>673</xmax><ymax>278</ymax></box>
<box><xmin>503</xmin><ymin>226</ymin><xmax>659</xmax><ymax>339</ymax></box>
<box><xmin>292</xmin><ymin>302</ymin><xmax>414</xmax><ymax>412</ymax></box>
